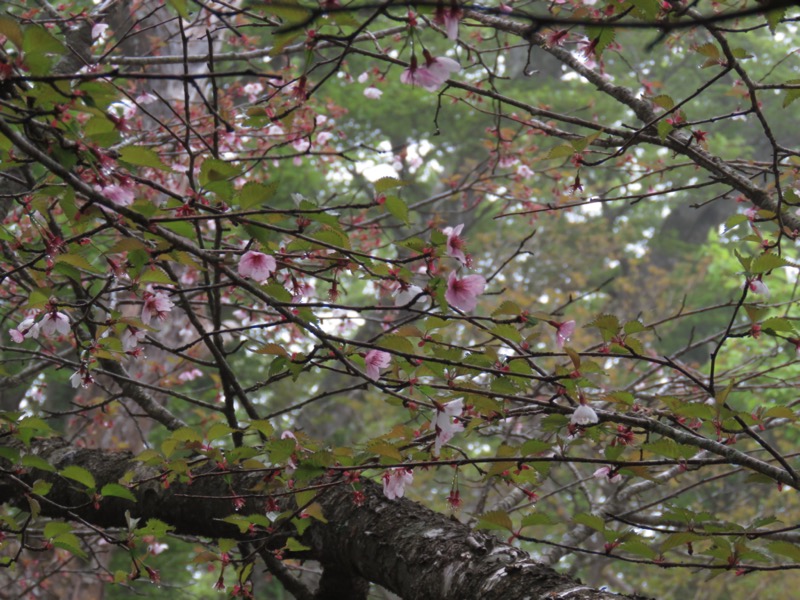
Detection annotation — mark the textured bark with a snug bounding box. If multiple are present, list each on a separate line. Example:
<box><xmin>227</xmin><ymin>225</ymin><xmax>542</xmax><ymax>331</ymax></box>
<box><xmin>0</xmin><ymin>437</ymin><xmax>650</xmax><ymax>600</ymax></box>
<box><xmin>309</xmin><ymin>481</ymin><xmax>650</xmax><ymax>600</ymax></box>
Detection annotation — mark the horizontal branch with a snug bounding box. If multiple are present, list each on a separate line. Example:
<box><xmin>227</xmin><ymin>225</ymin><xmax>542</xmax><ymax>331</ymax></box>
<box><xmin>0</xmin><ymin>437</ymin><xmax>650</xmax><ymax>600</ymax></box>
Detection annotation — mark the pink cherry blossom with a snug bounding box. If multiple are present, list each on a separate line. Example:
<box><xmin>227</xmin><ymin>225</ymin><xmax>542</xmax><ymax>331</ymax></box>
<box><xmin>238</xmin><ymin>250</ymin><xmax>277</xmax><ymax>283</ymax></box>
<box><xmin>10</xmin><ymin>316</ymin><xmax>39</xmax><ymax>343</ymax></box>
<box><xmin>178</xmin><ymin>368</ymin><xmax>203</xmax><ymax>382</ymax></box>
<box><xmin>148</xmin><ymin>542</ymin><xmax>169</xmax><ymax>555</ymax></box>
<box><xmin>401</xmin><ymin>54</ymin><xmax>460</xmax><ymax>92</ymax></box>
<box><xmin>91</xmin><ymin>23</ymin><xmax>109</xmax><ymax>41</ymax></box>
<box><xmin>364</xmin><ymin>349</ymin><xmax>391</xmax><ymax>381</ymax></box>
<box><xmin>445</xmin><ymin>271</ymin><xmax>486</xmax><ymax>312</ymax></box>
<box><xmin>382</xmin><ymin>468</ymin><xmax>413</xmax><ymax>500</ymax></box>
<box><xmin>746</xmin><ymin>277</ymin><xmax>770</xmax><ymax>298</ymax></box>
<box><xmin>364</xmin><ymin>86</ymin><xmax>383</xmax><ymax>99</ymax></box>
<box><xmin>121</xmin><ymin>326</ymin><xmax>146</xmax><ymax>352</ymax></box>
<box><xmin>99</xmin><ymin>183</ymin><xmax>135</xmax><ymax>207</ymax></box>
<box><xmin>70</xmin><ymin>366</ymin><xmax>94</xmax><ymax>389</ymax></box>
<box><xmin>593</xmin><ymin>466</ymin><xmax>622</xmax><ymax>483</ymax></box>
<box><xmin>554</xmin><ymin>320</ymin><xmax>576</xmax><ymax>348</ymax></box>
<box><xmin>395</xmin><ymin>285</ymin><xmax>424</xmax><ymax>307</ymax></box>
<box><xmin>39</xmin><ymin>312</ymin><xmax>70</xmax><ymax>337</ymax></box>
<box><xmin>571</xmin><ymin>404</ymin><xmax>598</xmax><ymax>426</ymax></box>
<box><xmin>517</xmin><ymin>164</ymin><xmax>534</xmax><ymax>178</ymax></box>
<box><xmin>135</xmin><ymin>92</ymin><xmax>158</xmax><ymax>105</ymax></box>
<box><xmin>434</xmin><ymin>6</ymin><xmax>463</xmax><ymax>40</ymax></box>
<box><xmin>141</xmin><ymin>291</ymin><xmax>174</xmax><ymax>326</ymax></box>
<box><xmin>443</xmin><ymin>223</ymin><xmax>467</xmax><ymax>264</ymax></box>
<box><xmin>433</xmin><ymin>398</ymin><xmax>465</xmax><ymax>455</ymax></box>
<box><xmin>242</xmin><ymin>82</ymin><xmax>263</xmax><ymax>103</ymax></box>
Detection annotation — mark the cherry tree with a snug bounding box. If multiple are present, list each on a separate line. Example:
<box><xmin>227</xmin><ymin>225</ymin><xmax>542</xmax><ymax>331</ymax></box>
<box><xmin>0</xmin><ymin>0</ymin><xmax>799</xmax><ymax>598</ymax></box>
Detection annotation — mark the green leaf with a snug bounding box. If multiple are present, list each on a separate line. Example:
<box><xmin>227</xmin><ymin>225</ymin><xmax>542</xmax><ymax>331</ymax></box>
<box><xmin>750</xmin><ymin>253</ymin><xmax>786</xmax><ymax>274</ymax></box>
<box><xmin>60</xmin><ymin>465</ymin><xmax>96</xmax><ymax>490</ymax></box>
<box><xmin>31</xmin><ymin>480</ymin><xmax>52</xmax><ymax>497</ymax></box>
<box><xmin>492</xmin><ymin>301</ymin><xmax>521</xmax><ymax>317</ymax></box>
<box><xmin>136</xmin><ymin>518</ymin><xmax>175</xmax><ymax>537</ymax></box>
<box><xmin>585</xmin><ymin>27</ymin><xmax>616</xmax><ymax>58</ymax></box>
<box><xmin>384</xmin><ymin>195</ymin><xmax>409</xmax><ymax>224</ymax></box>
<box><xmin>521</xmin><ymin>512</ymin><xmax>556</xmax><ymax>527</ymax></box>
<box><xmin>724</xmin><ymin>213</ymin><xmax>748</xmax><ymax>231</ymax></box>
<box><xmin>377</xmin><ymin>334</ymin><xmax>415</xmax><ymax>355</ymax></box>
<box><xmin>657</xmin><ymin>120</ymin><xmax>673</xmax><ymax>140</ymax></box>
<box><xmin>21</xmin><ymin>454</ymin><xmax>55</xmax><ymax>472</ymax></box>
<box><xmin>623</xmin><ymin>320</ymin><xmax>646</xmax><ymax>335</ymax></box>
<box><xmin>254</xmin><ymin>343</ymin><xmax>289</xmax><ymax>357</ymax></box>
<box><xmin>490</xmin><ymin>324</ymin><xmax>522</xmax><ymax>343</ymax></box>
<box><xmin>762</xmin><ymin>317</ymin><xmax>794</xmax><ymax>334</ymax></box>
<box><xmin>651</xmin><ymin>94</ymin><xmax>675</xmax><ymax>110</ymax></box>
<box><xmin>248</xmin><ymin>419</ymin><xmax>275</xmax><ymax>437</ymax></box>
<box><xmin>641</xmin><ymin>438</ymin><xmax>697</xmax><ymax>459</ymax></box>
<box><xmin>0</xmin><ymin>446</ymin><xmax>19</xmax><ymax>463</ymax></box>
<box><xmin>239</xmin><ymin>181</ymin><xmax>279</xmax><ymax>210</ymax></box>
<box><xmin>286</xmin><ymin>537</ymin><xmax>310</xmax><ymax>552</ymax></box>
<box><xmin>476</xmin><ymin>510</ymin><xmax>513</xmax><ymax>532</ymax></box>
<box><xmin>574</xmin><ymin>513</ymin><xmax>605</xmax><ymax>532</ymax></box>
<box><xmin>620</xmin><ymin>540</ymin><xmax>657</xmax><ymax>559</ymax></box>
<box><xmin>207</xmin><ymin>423</ymin><xmax>236</xmax><ymax>442</ymax></box>
<box><xmin>696</xmin><ymin>42</ymin><xmax>720</xmax><ymax>59</ymax></box>
<box><xmin>374</xmin><ymin>177</ymin><xmax>408</xmax><ymax>194</ymax></box>
<box><xmin>547</xmin><ymin>144</ymin><xmax>574</xmax><ymax>160</ymax></box>
<box><xmin>661</xmin><ymin>531</ymin><xmax>703</xmax><ymax>552</ymax></box>
<box><xmin>44</xmin><ymin>521</ymin><xmax>73</xmax><ymax>540</ymax></box>
<box><xmin>520</xmin><ymin>439</ymin><xmax>551</xmax><ymax>455</ymax></box>
<box><xmin>765</xmin><ymin>7</ymin><xmax>786</xmax><ymax>34</ymax></box>
<box><xmin>22</xmin><ymin>26</ymin><xmax>65</xmax><ymax>75</ymax></box>
<box><xmin>769</xmin><ymin>540</ymin><xmax>800</xmax><ymax>562</ymax></box>
<box><xmin>100</xmin><ymin>483</ymin><xmax>137</xmax><ymax>503</ymax></box>
<box><xmin>167</xmin><ymin>0</ymin><xmax>191</xmax><ymax>18</ymax></box>
<box><xmin>199</xmin><ymin>159</ymin><xmax>241</xmax><ymax>185</ymax></box>
<box><xmin>55</xmin><ymin>252</ymin><xmax>103</xmax><ymax>274</ymax></box>
<box><xmin>119</xmin><ymin>146</ymin><xmax>171</xmax><ymax>171</ymax></box>
<box><xmin>53</xmin><ymin>532</ymin><xmax>87</xmax><ymax>558</ymax></box>
<box><xmin>0</xmin><ymin>16</ymin><xmax>23</xmax><ymax>49</ymax></box>
<box><xmin>366</xmin><ymin>440</ymin><xmax>402</xmax><ymax>461</ymax></box>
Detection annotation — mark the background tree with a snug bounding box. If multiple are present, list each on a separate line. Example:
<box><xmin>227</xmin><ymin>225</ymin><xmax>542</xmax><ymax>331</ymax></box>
<box><xmin>0</xmin><ymin>0</ymin><xmax>799</xmax><ymax>598</ymax></box>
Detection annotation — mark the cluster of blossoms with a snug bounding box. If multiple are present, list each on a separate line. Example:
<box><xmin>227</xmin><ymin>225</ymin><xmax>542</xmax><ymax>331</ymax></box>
<box><xmin>69</xmin><ymin>364</ymin><xmax>94</xmax><ymax>389</ymax></box>
<box><xmin>141</xmin><ymin>291</ymin><xmax>174</xmax><ymax>327</ymax></box>
<box><xmin>96</xmin><ymin>180</ymin><xmax>136</xmax><ymax>207</ymax></box>
<box><xmin>400</xmin><ymin>5</ymin><xmax>462</xmax><ymax>92</ymax></box>
<box><xmin>441</xmin><ymin>223</ymin><xmax>487</xmax><ymax>312</ymax></box>
<box><xmin>400</xmin><ymin>53</ymin><xmax>461</xmax><ymax>92</ymax></box>
<box><xmin>10</xmin><ymin>310</ymin><xmax>70</xmax><ymax>343</ymax></box>
<box><xmin>382</xmin><ymin>468</ymin><xmax>414</xmax><ymax>500</ymax></box>
<box><xmin>121</xmin><ymin>326</ymin><xmax>147</xmax><ymax>352</ymax></box>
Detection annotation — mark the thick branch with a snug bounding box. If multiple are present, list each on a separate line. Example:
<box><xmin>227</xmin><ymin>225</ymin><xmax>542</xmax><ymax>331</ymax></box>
<box><xmin>0</xmin><ymin>437</ymin><xmax>649</xmax><ymax>600</ymax></box>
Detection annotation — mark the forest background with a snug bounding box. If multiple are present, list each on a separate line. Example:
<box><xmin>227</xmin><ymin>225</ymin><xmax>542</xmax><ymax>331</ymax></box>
<box><xmin>0</xmin><ymin>0</ymin><xmax>799</xmax><ymax>598</ymax></box>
